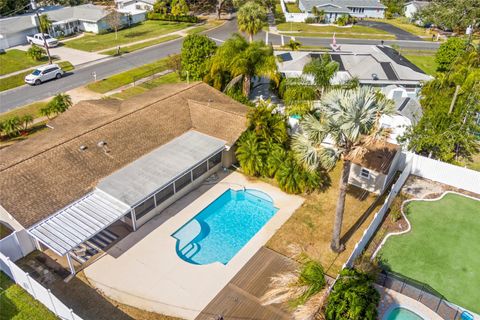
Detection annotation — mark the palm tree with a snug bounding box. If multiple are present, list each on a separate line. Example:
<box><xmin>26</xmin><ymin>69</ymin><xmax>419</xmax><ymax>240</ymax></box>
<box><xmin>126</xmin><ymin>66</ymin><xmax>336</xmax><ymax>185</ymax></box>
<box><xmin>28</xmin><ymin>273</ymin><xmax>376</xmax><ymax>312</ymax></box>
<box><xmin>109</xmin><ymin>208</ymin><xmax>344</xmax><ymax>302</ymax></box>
<box><xmin>311</xmin><ymin>7</ymin><xmax>325</xmax><ymax>23</ymax></box>
<box><xmin>236</xmin><ymin>131</ymin><xmax>267</xmax><ymax>176</ymax></box>
<box><xmin>261</xmin><ymin>254</ymin><xmax>329</xmax><ymax>320</ymax></box>
<box><xmin>237</xmin><ymin>2</ymin><xmax>266</xmax><ymax>43</ymax></box>
<box><xmin>20</xmin><ymin>114</ymin><xmax>34</xmax><ymax>131</ymax></box>
<box><xmin>246</xmin><ymin>101</ymin><xmax>287</xmax><ymax>144</ymax></box>
<box><xmin>303</xmin><ymin>54</ymin><xmax>339</xmax><ymax>95</ymax></box>
<box><xmin>292</xmin><ymin>87</ymin><xmax>394</xmax><ymax>252</ymax></box>
<box><xmin>205</xmin><ymin>34</ymin><xmax>279</xmax><ymax>97</ymax></box>
<box><xmin>49</xmin><ymin>93</ymin><xmax>73</xmax><ymax>115</ymax></box>
<box><xmin>39</xmin><ymin>14</ymin><xmax>52</xmax><ymax>35</ymax></box>
<box><xmin>2</xmin><ymin>116</ymin><xmax>21</xmax><ymax>137</ymax></box>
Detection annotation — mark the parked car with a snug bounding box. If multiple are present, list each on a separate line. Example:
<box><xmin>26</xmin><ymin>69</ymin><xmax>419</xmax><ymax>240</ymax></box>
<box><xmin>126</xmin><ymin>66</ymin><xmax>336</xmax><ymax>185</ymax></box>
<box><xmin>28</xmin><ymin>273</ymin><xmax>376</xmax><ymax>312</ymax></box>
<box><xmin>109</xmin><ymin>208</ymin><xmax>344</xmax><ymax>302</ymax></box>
<box><xmin>26</xmin><ymin>33</ymin><xmax>59</xmax><ymax>48</ymax></box>
<box><xmin>25</xmin><ymin>64</ymin><xmax>64</xmax><ymax>85</ymax></box>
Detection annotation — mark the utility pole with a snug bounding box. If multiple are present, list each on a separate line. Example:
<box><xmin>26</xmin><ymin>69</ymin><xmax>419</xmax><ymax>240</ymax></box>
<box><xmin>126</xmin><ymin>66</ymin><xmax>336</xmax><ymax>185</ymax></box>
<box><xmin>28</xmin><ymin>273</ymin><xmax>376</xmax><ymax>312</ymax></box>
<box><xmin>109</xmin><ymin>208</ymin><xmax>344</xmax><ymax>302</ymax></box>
<box><xmin>30</xmin><ymin>0</ymin><xmax>52</xmax><ymax>64</ymax></box>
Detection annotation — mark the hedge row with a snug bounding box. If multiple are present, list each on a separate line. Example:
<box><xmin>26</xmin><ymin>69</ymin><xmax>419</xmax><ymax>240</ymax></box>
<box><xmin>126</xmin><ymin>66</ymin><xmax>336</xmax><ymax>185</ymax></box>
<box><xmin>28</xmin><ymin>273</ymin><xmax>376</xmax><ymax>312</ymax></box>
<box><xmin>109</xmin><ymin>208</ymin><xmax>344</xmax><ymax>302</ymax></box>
<box><xmin>147</xmin><ymin>13</ymin><xmax>199</xmax><ymax>23</ymax></box>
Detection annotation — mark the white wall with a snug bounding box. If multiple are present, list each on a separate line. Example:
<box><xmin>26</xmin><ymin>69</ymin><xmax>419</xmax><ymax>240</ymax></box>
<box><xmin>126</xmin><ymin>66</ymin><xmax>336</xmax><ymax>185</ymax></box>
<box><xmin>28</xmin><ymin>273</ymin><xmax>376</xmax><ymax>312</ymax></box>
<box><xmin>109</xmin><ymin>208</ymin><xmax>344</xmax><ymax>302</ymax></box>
<box><xmin>404</xmin><ymin>152</ymin><xmax>480</xmax><ymax>194</ymax></box>
<box><xmin>353</xmin><ymin>7</ymin><xmax>385</xmax><ymax>18</ymax></box>
<box><xmin>80</xmin><ymin>21</ymin><xmax>101</xmax><ymax>33</ymax></box>
<box><xmin>0</xmin><ymin>205</ymin><xmax>24</xmax><ymax>232</ymax></box>
<box><xmin>348</xmin><ymin>163</ymin><xmax>387</xmax><ymax>194</ymax></box>
<box><xmin>0</xmin><ymin>230</ymin><xmax>36</xmax><ymax>262</ymax></box>
<box><xmin>404</xmin><ymin>3</ymin><xmax>417</xmax><ymax>19</ymax></box>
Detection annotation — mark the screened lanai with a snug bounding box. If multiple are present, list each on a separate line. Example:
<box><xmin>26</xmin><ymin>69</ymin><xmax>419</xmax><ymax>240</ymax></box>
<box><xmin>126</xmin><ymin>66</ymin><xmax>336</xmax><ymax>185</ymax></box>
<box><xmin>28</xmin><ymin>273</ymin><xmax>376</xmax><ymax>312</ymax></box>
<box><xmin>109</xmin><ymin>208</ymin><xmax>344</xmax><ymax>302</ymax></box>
<box><xmin>27</xmin><ymin>130</ymin><xmax>227</xmax><ymax>274</ymax></box>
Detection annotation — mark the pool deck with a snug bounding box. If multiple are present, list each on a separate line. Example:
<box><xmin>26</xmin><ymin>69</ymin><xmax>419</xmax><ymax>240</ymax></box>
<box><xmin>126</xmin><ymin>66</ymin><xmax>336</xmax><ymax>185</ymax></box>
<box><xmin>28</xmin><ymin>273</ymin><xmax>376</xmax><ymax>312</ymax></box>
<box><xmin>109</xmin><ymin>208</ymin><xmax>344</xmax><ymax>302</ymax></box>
<box><xmin>377</xmin><ymin>285</ymin><xmax>443</xmax><ymax>320</ymax></box>
<box><xmin>84</xmin><ymin>171</ymin><xmax>304</xmax><ymax>319</ymax></box>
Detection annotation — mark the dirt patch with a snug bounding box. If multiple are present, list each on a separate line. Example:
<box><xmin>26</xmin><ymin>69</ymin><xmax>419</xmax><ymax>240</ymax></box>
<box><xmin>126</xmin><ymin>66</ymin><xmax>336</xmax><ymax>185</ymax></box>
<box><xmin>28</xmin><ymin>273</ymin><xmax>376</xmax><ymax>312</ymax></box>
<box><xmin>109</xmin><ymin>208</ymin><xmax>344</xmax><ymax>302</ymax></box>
<box><xmin>403</xmin><ymin>175</ymin><xmax>480</xmax><ymax>199</ymax></box>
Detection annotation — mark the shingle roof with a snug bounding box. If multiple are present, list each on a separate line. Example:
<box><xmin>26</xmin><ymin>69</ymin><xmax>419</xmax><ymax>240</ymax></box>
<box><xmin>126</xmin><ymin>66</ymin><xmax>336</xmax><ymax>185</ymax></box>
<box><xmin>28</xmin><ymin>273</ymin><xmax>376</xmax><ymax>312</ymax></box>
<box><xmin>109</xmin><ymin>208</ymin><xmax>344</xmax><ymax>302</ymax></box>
<box><xmin>347</xmin><ymin>141</ymin><xmax>399</xmax><ymax>174</ymax></box>
<box><xmin>0</xmin><ymin>82</ymin><xmax>248</xmax><ymax>228</ymax></box>
<box><xmin>46</xmin><ymin>4</ymin><xmax>109</xmax><ymax>23</ymax></box>
<box><xmin>300</xmin><ymin>0</ymin><xmax>386</xmax><ymax>12</ymax></box>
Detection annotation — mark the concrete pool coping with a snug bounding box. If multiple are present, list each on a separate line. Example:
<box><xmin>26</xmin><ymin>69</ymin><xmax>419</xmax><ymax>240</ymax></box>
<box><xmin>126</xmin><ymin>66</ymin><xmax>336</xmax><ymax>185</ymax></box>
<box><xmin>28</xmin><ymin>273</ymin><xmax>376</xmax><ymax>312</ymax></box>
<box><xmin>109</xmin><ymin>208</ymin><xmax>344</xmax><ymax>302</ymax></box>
<box><xmin>377</xmin><ymin>285</ymin><xmax>443</xmax><ymax>320</ymax></box>
<box><xmin>84</xmin><ymin>171</ymin><xmax>305</xmax><ymax>319</ymax></box>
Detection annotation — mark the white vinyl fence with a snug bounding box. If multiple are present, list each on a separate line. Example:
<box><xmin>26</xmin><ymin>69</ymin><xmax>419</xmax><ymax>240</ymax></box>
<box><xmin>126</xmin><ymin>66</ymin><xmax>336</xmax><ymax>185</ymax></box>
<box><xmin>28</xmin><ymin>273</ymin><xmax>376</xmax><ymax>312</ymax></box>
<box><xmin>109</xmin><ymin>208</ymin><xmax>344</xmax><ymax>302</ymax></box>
<box><xmin>280</xmin><ymin>0</ymin><xmax>310</xmax><ymax>22</ymax></box>
<box><xmin>0</xmin><ymin>231</ymin><xmax>83</xmax><ymax>320</ymax></box>
<box><xmin>404</xmin><ymin>152</ymin><xmax>480</xmax><ymax>194</ymax></box>
<box><xmin>343</xmin><ymin>160</ymin><xmax>412</xmax><ymax>268</ymax></box>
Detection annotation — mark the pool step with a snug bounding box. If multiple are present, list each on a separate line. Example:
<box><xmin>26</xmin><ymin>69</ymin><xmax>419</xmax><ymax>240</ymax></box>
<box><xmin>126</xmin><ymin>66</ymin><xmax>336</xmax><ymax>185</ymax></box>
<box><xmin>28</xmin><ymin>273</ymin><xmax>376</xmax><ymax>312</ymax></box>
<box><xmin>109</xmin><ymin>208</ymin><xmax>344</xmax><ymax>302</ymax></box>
<box><xmin>181</xmin><ymin>242</ymin><xmax>200</xmax><ymax>259</ymax></box>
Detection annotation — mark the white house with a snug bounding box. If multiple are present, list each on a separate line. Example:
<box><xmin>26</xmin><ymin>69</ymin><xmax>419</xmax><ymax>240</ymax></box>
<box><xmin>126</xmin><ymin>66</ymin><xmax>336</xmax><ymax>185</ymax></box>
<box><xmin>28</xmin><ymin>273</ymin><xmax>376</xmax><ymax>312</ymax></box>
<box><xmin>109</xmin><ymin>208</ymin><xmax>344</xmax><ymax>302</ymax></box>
<box><xmin>0</xmin><ymin>82</ymin><xmax>247</xmax><ymax>275</ymax></box>
<box><xmin>115</xmin><ymin>0</ymin><xmax>155</xmax><ymax>13</ymax></box>
<box><xmin>276</xmin><ymin>45</ymin><xmax>433</xmax><ymax>90</ymax></box>
<box><xmin>298</xmin><ymin>0</ymin><xmax>386</xmax><ymax>22</ymax></box>
<box><xmin>0</xmin><ymin>4</ymin><xmax>146</xmax><ymax>49</ymax></box>
<box><xmin>404</xmin><ymin>1</ymin><xmax>429</xmax><ymax>19</ymax></box>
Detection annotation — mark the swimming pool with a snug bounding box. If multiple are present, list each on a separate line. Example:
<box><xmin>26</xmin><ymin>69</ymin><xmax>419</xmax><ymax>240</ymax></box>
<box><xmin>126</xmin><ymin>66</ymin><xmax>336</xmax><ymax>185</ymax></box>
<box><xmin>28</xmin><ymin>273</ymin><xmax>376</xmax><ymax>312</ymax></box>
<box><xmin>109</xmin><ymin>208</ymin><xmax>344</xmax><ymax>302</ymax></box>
<box><xmin>384</xmin><ymin>307</ymin><xmax>424</xmax><ymax>320</ymax></box>
<box><xmin>172</xmin><ymin>188</ymin><xmax>278</xmax><ymax>265</ymax></box>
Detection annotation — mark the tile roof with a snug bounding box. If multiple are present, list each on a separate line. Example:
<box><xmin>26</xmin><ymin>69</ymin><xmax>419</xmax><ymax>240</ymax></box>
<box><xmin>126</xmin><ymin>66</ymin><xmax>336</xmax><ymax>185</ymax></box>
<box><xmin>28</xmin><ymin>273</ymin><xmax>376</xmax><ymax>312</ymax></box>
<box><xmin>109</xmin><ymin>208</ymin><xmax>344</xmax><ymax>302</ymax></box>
<box><xmin>0</xmin><ymin>82</ymin><xmax>248</xmax><ymax>228</ymax></box>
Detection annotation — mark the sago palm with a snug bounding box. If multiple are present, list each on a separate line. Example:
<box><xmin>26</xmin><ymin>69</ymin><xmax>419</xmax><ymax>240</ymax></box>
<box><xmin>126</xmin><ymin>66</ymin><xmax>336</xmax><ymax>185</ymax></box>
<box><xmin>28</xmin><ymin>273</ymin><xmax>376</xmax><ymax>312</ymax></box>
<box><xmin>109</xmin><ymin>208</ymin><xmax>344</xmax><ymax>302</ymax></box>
<box><xmin>292</xmin><ymin>87</ymin><xmax>394</xmax><ymax>252</ymax></box>
<box><xmin>237</xmin><ymin>1</ymin><xmax>266</xmax><ymax>43</ymax></box>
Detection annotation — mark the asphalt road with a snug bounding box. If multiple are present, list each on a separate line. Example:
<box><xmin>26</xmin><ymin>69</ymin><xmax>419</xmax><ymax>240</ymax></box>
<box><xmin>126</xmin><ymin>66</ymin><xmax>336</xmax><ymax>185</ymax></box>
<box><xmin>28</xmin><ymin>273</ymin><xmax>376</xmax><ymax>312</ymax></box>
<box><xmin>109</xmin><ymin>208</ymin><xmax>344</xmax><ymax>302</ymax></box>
<box><xmin>0</xmin><ymin>18</ymin><xmax>439</xmax><ymax>112</ymax></box>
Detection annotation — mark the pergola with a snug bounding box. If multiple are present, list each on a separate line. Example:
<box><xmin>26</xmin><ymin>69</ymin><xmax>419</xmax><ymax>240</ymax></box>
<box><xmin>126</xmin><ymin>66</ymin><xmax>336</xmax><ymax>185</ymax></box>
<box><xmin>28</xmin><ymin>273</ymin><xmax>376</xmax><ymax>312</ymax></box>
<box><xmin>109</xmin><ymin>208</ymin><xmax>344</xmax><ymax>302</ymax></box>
<box><xmin>27</xmin><ymin>131</ymin><xmax>226</xmax><ymax>275</ymax></box>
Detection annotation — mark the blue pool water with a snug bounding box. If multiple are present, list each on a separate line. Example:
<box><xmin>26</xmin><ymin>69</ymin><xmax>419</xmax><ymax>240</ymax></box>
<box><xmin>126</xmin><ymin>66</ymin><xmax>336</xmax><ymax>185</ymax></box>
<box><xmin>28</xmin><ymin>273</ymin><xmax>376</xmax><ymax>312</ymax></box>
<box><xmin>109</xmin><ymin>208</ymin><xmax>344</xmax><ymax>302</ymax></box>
<box><xmin>384</xmin><ymin>307</ymin><xmax>424</xmax><ymax>320</ymax></box>
<box><xmin>172</xmin><ymin>189</ymin><xmax>278</xmax><ymax>265</ymax></box>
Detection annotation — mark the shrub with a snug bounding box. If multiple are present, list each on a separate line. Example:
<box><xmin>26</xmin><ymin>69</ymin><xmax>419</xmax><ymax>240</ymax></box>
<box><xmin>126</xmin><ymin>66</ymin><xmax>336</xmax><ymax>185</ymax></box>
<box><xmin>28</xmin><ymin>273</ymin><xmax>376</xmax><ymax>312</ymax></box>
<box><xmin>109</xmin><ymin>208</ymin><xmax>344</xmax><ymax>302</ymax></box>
<box><xmin>147</xmin><ymin>12</ymin><xmax>199</xmax><ymax>23</ymax></box>
<box><xmin>305</xmin><ymin>17</ymin><xmax>316</xmax><ymax>23</ymax></box>
<box><xmin>287</xmin><ymin>39</ymin><xmax>301</xmax><ymax>50</ymax></box>
<box><xmin>435</xmin><ymin>37</ymin><xmax>467</xmax><ymax>72</ymax></box>
<box><xmin>27</xmin><ymin>44</ymin><xmax>45</xmax><ymax>61</ymax></box>
<box><xmin>1</xmin><ymin>116</ymin><xmax>21</xmax><ymax>137</ymax></box>
<box><xmin>325</xmin><ymin>269</ymin><xmax>380</xmax><ymax>320</ymax></box>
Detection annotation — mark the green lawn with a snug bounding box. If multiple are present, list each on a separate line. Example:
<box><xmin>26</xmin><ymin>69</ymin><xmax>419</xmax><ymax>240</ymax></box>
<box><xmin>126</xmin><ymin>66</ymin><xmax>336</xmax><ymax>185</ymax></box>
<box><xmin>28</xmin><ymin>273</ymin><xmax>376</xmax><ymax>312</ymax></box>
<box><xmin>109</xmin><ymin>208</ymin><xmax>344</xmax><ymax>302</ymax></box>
<box><xmin>403</xmin><ymin>54</ymin><xmax>437</xmax><ymax>76</ymax></box>
<box><xmin>379</xmin><ymin>193</ymin><xmax>480</xmax><ymax>314</ymax></box>
<box><xmin>0</xmin><ymin>101</ymin><xmax>47</xmax><ymax>122</ymax></box>
<box><xmin>277</xmin><ymin>22</ymin><xmax>396</xmax><ymax>39</ymax></box>
<box><xmin>110</xmin><ymin>72</ymin><xmax>182</xmax><ymax>100</ymax></box>
<box><xmin>102</xmin><ymin>35</ymin><xmax>181</xmax><ymax>55</ymax></box>
<box><xmin>86</xmin><ymin>57</ymin><xmax>170</xmax><ymax>93</ymax></box>
<box><xmin>286</xmin><ymin>2</ymin><xmax>301</xmax><ymax>12</ymax></box>
<box><xmin>277</xmin><ymin>22</ymin><xmax>391</xmax><ymax>34</ymax></box>
<box><xmin>0</xmin><ymin>272</ymin><xmax>58</xmax><ymax>320</ymax></box>
<box><xmin>0</xmin><ymin>61</ymin><xmax>74</xmax><ymax>92</ymax></box>
<box><xmin>64</xmin><ymin>21</ymin><xmax>192</xmax><ymax>52</ymax></box>
<box><xmin>367</xmin><ymin>18</ymin><xmax>429</xmax><ymax>37</ymax></box>
<box><xmin>0</xmin><ymin>50</ymin><xmax>50</xmax><ymax>76</ymax></box>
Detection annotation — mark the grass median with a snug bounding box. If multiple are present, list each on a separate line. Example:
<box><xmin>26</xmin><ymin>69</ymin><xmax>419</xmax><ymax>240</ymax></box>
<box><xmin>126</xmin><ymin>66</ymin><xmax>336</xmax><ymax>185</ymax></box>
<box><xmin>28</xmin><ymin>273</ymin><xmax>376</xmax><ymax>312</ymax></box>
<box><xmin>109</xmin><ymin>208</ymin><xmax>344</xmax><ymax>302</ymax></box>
<box><xmin>65</xmin><ymin>21</ymin><xmax>192</xmax><ymax>52</ymax></box>
<box><xmin>277</xmin><ymin>22</ymin><xmax>396</xmax><ymax>39</ymax></box>
<box><xmin>102</xmin><ymin>35</ymin><xmax>181</xmax><ymax>55</ymax></box>
<box><xmin>110</xmin><ymin>72</ymin><xmax>182</xmax><ymax>100</ymax></box>
<box><xmin>86</xmin><ymin>57</ymin><xmax>170</xmax><ymax>94</ymax></box>
<box><xmin>0</xmin><ymin>61</ymin><xmax>74</xmax><ymax>92</ymax></box>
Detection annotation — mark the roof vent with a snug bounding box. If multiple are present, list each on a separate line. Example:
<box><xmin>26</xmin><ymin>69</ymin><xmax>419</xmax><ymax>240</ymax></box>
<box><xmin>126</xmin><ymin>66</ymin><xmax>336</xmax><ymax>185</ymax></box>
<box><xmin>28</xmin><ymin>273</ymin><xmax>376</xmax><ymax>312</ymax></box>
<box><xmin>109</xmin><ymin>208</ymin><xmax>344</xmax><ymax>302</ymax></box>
<box><xmin>372</xmin><ymin>73</ymin><xmax>379</xmax><ymax>80</ymax></box>
<box><xmin>79</xmin><ymin>145</ymin><xmax>87</xmax><ymax>151</ymax></box>
<box><xmin>97</xmin><ymin>140</ymin><xmax>107</xmax><ymax>147</ymax></box>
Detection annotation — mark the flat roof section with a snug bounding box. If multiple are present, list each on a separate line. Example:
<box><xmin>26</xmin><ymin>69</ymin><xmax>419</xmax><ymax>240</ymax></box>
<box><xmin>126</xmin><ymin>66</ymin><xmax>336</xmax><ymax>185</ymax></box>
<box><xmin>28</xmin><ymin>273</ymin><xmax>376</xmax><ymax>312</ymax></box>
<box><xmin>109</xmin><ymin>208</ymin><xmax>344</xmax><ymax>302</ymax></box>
<box><xmin>97</xmin><ymin>130</ymin><xmax>226</xmax><ymax>207</ymax></box>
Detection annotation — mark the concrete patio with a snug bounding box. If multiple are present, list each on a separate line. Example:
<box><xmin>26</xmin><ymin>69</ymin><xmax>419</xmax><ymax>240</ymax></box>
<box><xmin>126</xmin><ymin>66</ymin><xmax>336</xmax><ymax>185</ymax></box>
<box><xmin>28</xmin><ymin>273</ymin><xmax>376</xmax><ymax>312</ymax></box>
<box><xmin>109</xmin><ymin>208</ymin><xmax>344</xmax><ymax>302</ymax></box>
<box><xmin>84</xmin><ymin>170</ymin><xmax>304</xmax><ymax>319</ymax></box>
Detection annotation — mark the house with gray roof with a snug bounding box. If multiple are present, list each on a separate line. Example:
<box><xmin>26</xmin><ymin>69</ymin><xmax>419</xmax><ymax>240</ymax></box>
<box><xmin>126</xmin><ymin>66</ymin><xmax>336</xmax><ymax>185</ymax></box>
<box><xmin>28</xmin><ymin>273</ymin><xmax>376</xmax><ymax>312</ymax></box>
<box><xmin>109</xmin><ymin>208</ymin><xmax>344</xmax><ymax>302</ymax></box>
<box><xmin>0</xmin><ymin>4</ymin><xmax>145</xmax><ymax>49</ymax></box>
<box><xmin>404</xmin><ymin>1</ymin><xmax>429</xmax><ymax>19</ymax></box>
<box><xmin>298</xmin><ymin>0</ymin><xmax>386</xmax><ymax>22</ymax></box>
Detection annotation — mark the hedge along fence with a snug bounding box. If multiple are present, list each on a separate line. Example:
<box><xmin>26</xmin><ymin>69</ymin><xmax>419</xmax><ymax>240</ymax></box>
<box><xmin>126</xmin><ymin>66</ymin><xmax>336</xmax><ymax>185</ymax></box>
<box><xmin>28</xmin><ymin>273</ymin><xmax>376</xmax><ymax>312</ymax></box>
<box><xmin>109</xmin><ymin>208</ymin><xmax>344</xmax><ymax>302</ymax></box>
<box><xmin>147</xmin><ymin>12</ymin><xmax>200</xmax><ymax>23</ymax></box>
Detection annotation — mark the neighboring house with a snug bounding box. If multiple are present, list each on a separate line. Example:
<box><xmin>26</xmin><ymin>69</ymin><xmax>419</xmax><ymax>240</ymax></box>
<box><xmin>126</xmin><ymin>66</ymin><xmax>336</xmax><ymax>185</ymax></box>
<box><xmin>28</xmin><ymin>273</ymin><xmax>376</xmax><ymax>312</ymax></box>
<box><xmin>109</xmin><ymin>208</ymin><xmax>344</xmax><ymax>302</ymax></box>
<box><xmin>347</xmin><ymin>141</ymin><xmax>401</xmax><ymax>194</ymax></box>
<box><xmin>404</xmin><ymin>1</ymin><xmax>429</xmax><ymax>19</ymax></box>
<box><xmin>0</xmin><ymin>82</ymin><xmax>248</xmax><ymax>275</ymax></box>
<box><xmin>276</xmin><ymin>44</ymin><xmax>432</xmax><ymax>89</ymax></box>
<box><xmin>0</xmin><ymin>4</ymin><xmax>146</xmax><ymax>49</ymax></box>
<box><xmin>116</xmin><ymin>0</ymin><xmax>155</xmax><ymax>13</ymax></box>
<box><xmin>298</xmin><ymin>0</ymin><xmax>386</xmax><ymax>22</ymax></box>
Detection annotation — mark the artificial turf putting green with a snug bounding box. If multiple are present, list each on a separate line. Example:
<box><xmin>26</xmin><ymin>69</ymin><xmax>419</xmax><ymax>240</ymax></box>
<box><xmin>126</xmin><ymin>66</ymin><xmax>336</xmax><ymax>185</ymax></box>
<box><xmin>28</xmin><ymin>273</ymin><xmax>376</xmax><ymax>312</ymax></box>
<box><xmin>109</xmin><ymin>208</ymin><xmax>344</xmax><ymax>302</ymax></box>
<box><xmin>379</xmin><ymin>193</ymin><xmax>480</xmax><ymax>314</ymax></box>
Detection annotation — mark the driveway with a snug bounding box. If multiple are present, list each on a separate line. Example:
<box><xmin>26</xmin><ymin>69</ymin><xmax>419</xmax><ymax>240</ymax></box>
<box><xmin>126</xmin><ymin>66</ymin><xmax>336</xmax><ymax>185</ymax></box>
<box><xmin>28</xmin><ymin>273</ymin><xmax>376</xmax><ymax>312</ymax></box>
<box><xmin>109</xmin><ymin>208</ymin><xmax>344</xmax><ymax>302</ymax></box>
<box><xmin>13</xmin><ymin>44</ymin><xmax>108</xmax><ymax>66</ymax></box>
<box><xmin>356</xmin><ymin>20</ymin><xmax>422</xmax><ymax>41</ymax></box>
